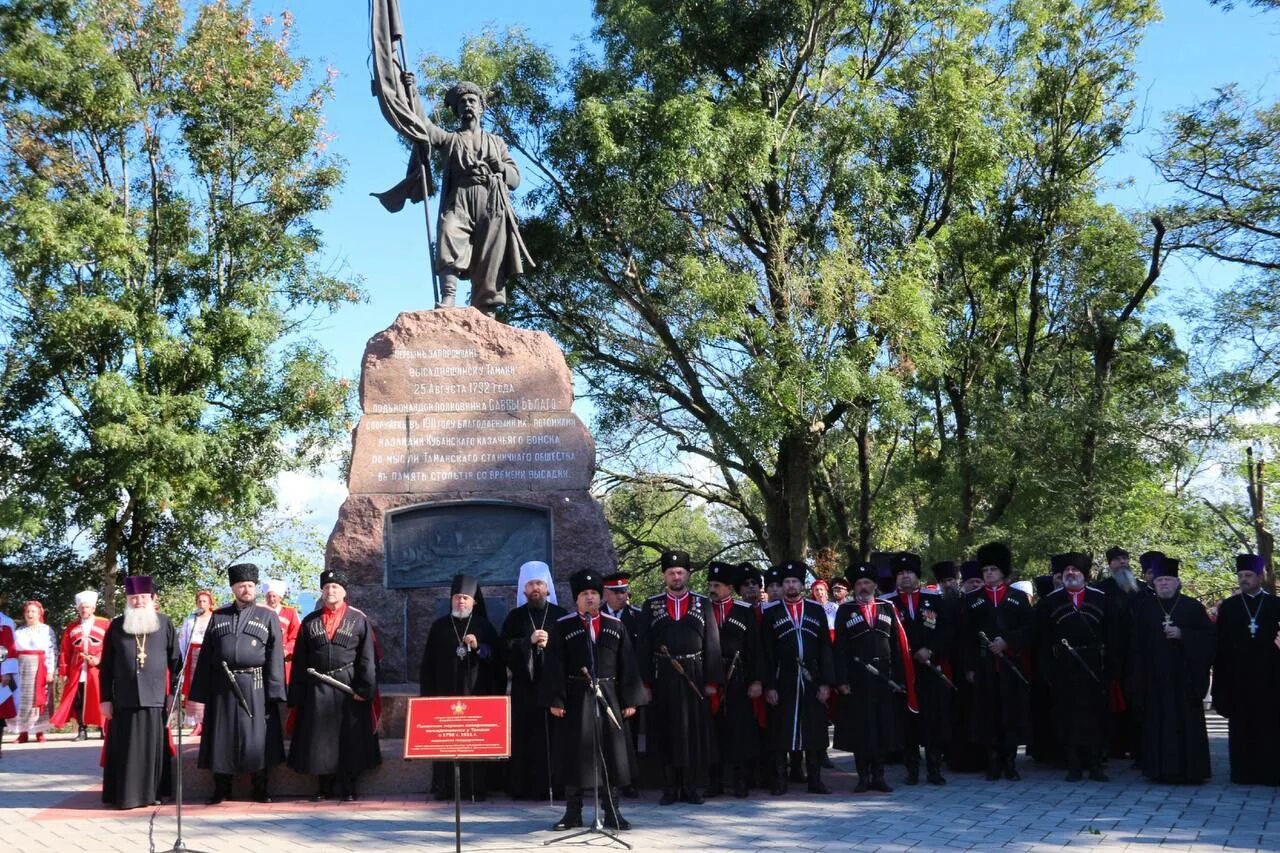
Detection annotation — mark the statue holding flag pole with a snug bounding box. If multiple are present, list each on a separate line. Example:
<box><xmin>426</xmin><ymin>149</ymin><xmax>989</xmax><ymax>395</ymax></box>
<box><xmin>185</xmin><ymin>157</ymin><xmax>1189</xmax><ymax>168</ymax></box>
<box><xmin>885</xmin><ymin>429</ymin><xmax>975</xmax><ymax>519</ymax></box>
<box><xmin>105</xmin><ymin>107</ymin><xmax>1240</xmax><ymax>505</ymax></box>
<box><xmin>370</xmin><ymin>0</ymin><xmax>534</xmax><ymax>317</ymax></box>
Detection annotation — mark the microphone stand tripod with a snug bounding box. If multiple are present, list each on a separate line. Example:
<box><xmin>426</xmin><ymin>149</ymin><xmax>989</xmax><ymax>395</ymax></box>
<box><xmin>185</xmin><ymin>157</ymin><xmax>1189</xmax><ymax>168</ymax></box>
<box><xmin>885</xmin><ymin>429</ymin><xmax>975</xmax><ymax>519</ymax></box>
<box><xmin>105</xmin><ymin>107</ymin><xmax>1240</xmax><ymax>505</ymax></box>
<box><xmin>161</xmin><ymin>620</ymin><xmax>209</xmax><ymax>853</ymax></box>
<box><xmin>543</xmin><ymin>631</ymin><xmax>629</xmax><ymax>850</ymax></box>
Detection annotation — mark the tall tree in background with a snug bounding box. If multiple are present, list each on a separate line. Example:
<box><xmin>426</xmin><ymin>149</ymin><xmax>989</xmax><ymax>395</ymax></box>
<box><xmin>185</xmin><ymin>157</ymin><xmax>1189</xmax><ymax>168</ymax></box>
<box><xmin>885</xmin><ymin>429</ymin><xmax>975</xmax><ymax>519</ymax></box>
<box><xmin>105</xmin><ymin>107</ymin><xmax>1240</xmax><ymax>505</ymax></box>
<box><xmin>0</xmin><ymin>0</ymin><xmax>361</xmax><ymax>611</ymax></box>
<box><xmin>422</xmin><ymin>0</ymin><xmax>1171</xmax><ymax>567</ymax></box>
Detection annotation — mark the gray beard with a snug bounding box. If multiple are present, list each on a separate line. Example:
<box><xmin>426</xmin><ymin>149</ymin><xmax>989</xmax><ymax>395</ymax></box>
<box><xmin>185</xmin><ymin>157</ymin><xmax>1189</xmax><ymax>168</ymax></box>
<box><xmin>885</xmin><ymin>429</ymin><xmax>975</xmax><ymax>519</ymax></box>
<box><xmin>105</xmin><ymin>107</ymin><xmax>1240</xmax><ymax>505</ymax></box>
<box><xmin>123</xmin><ymin>606</ymin><xmax>160</xmax><ymax>635</ymax></box>
<box><xmin>1113</xmin><ymin>568</ymin><xmax>1139</xmax><ymax>593</ymax></box>
<box><xmin>451</xmin><ymin>607</ymin><xmax>472</xmax><ymax>620</ymax></box>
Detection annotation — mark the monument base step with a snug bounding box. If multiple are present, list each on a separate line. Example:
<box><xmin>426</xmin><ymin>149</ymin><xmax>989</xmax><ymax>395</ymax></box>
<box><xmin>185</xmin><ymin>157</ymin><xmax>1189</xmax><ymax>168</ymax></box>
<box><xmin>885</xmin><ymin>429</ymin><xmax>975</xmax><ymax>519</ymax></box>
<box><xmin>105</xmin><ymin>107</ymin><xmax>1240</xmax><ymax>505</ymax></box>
<box><xmin>175</xmin><ymin>737</ymin><xmax>437</xmax><ymax>798</ymax></box>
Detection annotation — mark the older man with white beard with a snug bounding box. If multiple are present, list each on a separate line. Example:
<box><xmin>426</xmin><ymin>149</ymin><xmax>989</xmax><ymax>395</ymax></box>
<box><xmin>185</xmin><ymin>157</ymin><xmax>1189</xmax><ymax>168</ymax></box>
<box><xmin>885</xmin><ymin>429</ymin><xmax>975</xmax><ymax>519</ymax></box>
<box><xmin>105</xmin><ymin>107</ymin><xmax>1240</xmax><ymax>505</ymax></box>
<box><xmin>99</xmin><ymin>576</ymin><xmax>181</xmax><ymax>809</ymax></box>
<box><xmin>1096</xmin><ymin>546</ymin><xmax>1146</xmax><ymax>759</ymax></box>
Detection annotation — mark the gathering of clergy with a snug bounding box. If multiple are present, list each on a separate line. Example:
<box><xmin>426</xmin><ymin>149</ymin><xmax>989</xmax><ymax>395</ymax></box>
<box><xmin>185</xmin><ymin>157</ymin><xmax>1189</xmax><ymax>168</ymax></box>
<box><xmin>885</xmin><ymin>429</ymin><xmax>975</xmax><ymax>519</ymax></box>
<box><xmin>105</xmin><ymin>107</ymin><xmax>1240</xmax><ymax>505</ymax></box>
<box><xmin>0</xmin><ymin>544</ymin><xmax>1277</xmax><ymax>833</ymax></box>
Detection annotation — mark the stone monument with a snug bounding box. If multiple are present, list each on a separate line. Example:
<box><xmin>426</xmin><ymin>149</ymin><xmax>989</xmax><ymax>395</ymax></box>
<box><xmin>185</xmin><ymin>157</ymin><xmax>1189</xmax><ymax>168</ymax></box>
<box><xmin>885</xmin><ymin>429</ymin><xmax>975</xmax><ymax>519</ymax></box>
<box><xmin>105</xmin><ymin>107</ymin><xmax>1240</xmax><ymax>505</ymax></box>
<box><xmin>325</xmin><ymin>308</ymin><xmax>615</xmax><ymax>688</ymax></box>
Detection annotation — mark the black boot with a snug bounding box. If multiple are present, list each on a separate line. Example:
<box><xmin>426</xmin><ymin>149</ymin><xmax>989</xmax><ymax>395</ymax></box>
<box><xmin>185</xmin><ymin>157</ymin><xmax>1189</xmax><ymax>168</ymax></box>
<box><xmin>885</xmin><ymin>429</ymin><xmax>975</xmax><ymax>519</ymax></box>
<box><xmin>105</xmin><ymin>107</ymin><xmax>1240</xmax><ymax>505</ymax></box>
<box><xmin>659</xmin><ymin>768</ymin><xmax>678</xmax><ymax>805</ymax></box>
<box><xmin>731</xmin><ymin>766</ymin><xmax>749</xmax><ymax>798</ymax></box>
<box><xmin>552</xmin><ymin>805</ymin><xmax>583</xmax><ymax>831</ymax></box>
<box><xmin>602</xmin><ymin>789</ymin><xmax>631</xmax><ymax>830</ymax></box>
<box><xmin>704</xmin><ymin>765</ymin><xmax>723</xmax><ymax>798</ymax></box>
<box><xmin>870</xmin><ymin>761</ymin><xmax>893</xmax><ymax>793</ymax></box>
<box><xmin>1089</xmin><ymin>749</ymin><xmax>1110</xmax><ymax>782</ymax></box>
<box><xmin>340</xmin><ymin>774</ymin><xmax>358</xmax><ymax>802</ymax></box>
<box><xmin>903</xmin><ymin>749</ymin><xmax>920</xmax><ymax>786</ymax></box>
<box><xmin>854</xmin><ymin>759</ymin><xmax>871</xmax><ymax>793</ymax></box>
<box><xmin>985</xmin><ymin>750</ymin><xmax>1002</xmax><ymax>781</ymax></box>
<box><xmin>806</xmin><ymin>763</ymin><xmax>831</xmax><ymax>794</ymax></box>
<box><xmin>311</xmin><ymin>774</ymin><xmax>333</xmax><ymax>802</ymax></box>
<box><xmin>1002</xmin><ymin>750</ymin><xmax>1021</xmax><ymax>781</ymax></box>
<box><xmin>925</xmin><ymin>751</ymin><xmax>946</xmax><ymax>785</ymax></box>
<box><xmin>251</xmin><ymin>771</ymin><xmax>272</xmax><ymax>803</ymax></box>
<box><xmin>207</xmin><ymin>774</ymin><xmax>231</xmax><ymax>805</ymax></box>
<box><xmin>76</xmin><ymin>725</ymin><xmax>88</xmax><ymax>742</ymax></box>
<box><xmin>788</xmin><ymin>751</ymin><xmax>807</xmax><ymax>782</ymax></box>
<box><xmin>1066</xmin><ymin>748</ymin><xmax>1083</xmax><ymax>782</ymax></box>
<box><xmin>770</xmin><ymin>760</ymin><xmax>788</xmax><ymax>796</ymax></box>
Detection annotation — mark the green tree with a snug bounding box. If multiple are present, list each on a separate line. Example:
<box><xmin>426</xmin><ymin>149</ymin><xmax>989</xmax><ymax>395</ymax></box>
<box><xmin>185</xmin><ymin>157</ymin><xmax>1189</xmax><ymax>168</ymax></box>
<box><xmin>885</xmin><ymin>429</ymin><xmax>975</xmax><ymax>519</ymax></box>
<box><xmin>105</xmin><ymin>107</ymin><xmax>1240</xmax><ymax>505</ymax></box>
<box><xmin>0</xmin><ymin>0</ymin><xmax>360</xmax><ymax>612</ymax></box>
<box><xmin>602</xmin><ymin>481</ymin><xmax>726</xmax><ymax>599</ymax></box>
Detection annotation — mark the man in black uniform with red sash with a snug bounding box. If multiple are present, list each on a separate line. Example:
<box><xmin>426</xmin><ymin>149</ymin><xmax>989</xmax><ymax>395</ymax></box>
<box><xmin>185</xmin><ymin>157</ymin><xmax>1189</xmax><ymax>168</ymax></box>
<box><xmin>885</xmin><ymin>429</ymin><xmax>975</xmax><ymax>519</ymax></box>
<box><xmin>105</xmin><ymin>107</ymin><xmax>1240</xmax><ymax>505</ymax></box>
<box><xmin>638</xmin><ymin>549</ymin><xmax>723</xmax><ymax>805</ymax></box>
<box><xmin>883</xmin><ymin>553</ymin><xmax>953</xmax><ymax>785</ymax></box>
<box><xmin>543</xmin><ymin>569</ymin><xmax>645</xmax><ymax>831</ymax></box>
<box><xmin>287</xmin><ymin>570</ymin><xmax>381</xmax><ymax>801</ymax></box>
<box><xmin>834</xmin><ymin>561</ymin><xmax>916</xmax><ymax>792</ymax></box>
<box><xmin>760</xmin><ymin>560</ymin><xmax>833</xmax><ymax>795</ymax></box>
<box><xmin>190</xmin><ymin>562</ymin><xmax>287</xmax><ymax>804</ymax></box>
<box><xmin>705</xmin><ymin>561</ymin><xmax>762</xmax><ymax>798</ymax></box>
<box><xmin>1036</xmin><ymin>553</ymin><xmax>1112</xmax><ymax>781</ymax></box>
<box><xmin>601</xmin><ymin>571</ymin><xmax>646</xmax><ymax>795</ymax></box>
<box><xmin>960</xmin><ymin>542</ymin><xmax>1034</xmax><ymax>781</ymax></box>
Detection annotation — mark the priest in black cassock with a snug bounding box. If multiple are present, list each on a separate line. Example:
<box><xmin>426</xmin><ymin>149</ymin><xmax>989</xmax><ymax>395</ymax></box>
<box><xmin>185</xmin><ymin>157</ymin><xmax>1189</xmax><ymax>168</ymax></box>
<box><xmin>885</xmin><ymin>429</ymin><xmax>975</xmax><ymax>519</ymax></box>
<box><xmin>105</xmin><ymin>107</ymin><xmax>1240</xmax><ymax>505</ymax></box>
<box><xmin>705</xmin><ymin>561</ymin><xmax>762</xmax><ymax>798</ymax></box>
<box><xmin>1096</xmin><ymin>546</ymin><xmax>1146</xmax><ymax>760</ymax></box>
<box><xmin>1035</xmin><ymin>553</ymin><xmax>1113</xmax><ymax>782</ymax></box>
<box><xmin>959</xmin><ymin>541</ymin><xmax>1035</xmax><ymax>782</ymax></box>
<box><xmin>420</xmin><ymin>573</ymin><xmax>503</xmax><ymax>800</ymax></box>
<box><xmin>190</xmin><ymin>562</ymin><xmax>287</xmax><ymax>804</ymax></box>
<box><xmin>99</xmin><ymin>575</ymin><xmax>181</xmax><ymax>809</ymax></box>
<box><xmin>286</xmin><ymin>570</ymin><xmax>381</xmax><ymax>801</ymax></box>
<box><xmin>760</xmin><ymin>560</ymin><xmax>834</xmax><ymax>796</ymax></box>
<box><xmin>501</xmin><ymin>560</ymin><xmax>566</xmax><ymax>800</ymax></box>
<box><xmin>833</xmin><ymin>560</ymin><xmax>916</xmax><ymax>793</ymax></box>
<box><xmin>542</xmin><ymin>569</ymin><xmax>645</xmax><ymax>832</ymax></box>
<box><xmin>637</xmin><ymin>549</ymin><xmax>723</xmax><ymax>805</ymax></box>
<box><xmin>1212</xmin><ymin>554</ymin><xmax>1280</xmax><ymax>786</ymax></box>
<box><xmin>1127</xmin><ymin>556</ymin><xmax>1215</xmax><ymax>784</ymax></box>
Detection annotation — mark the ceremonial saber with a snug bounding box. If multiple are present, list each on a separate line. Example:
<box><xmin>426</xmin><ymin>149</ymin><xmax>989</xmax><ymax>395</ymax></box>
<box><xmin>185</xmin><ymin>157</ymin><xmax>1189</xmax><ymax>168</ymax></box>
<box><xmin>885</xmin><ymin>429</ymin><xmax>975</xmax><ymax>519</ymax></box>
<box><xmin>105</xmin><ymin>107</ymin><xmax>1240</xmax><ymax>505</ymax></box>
<box><xmin>851</xmin><ymin>654</ymin><xmax>906</xmax><ymax>694</ymax></box>
<box><xmin>307</xmin><ymin>667</ymin><xmax>356</xmax><ymax>696</ymax></box>
<box><xmin>1059</xmin><ymin>639</ymin><xmax>1102</xmax><ymax>684</ymax></box>
<box><xmin>221</xmin><ymin>661</ymin><xmax>253</xmax><ymax>719</ymax></box>
<box><xmin>579</xmin><ymin>667</ymin><xmax>623</xmax><ymax>732</ymax></box>
<box><xmin>658</xmin><ymin>645</ymin><xmax>705</xmax><ymax>700</ymax></box>
<box><xmin>978</xmin><ymin>631</ymin><xmax>1031</xmax><ymax>687</ymax></box>
<box><xmin>924</xmin><ymin>661</ymin><xmax>957</xmax><ymax>691</ymax></box>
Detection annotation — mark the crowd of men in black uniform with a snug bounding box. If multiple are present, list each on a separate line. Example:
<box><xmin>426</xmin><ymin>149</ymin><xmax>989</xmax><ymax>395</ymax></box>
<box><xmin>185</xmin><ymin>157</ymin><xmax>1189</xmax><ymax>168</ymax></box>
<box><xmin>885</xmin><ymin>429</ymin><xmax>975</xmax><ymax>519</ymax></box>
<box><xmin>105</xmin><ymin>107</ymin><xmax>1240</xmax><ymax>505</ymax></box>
<box><xmin>56</xmin><ymin>543</ymin><xmax>1280</xmax><ymax>828</ymax></box>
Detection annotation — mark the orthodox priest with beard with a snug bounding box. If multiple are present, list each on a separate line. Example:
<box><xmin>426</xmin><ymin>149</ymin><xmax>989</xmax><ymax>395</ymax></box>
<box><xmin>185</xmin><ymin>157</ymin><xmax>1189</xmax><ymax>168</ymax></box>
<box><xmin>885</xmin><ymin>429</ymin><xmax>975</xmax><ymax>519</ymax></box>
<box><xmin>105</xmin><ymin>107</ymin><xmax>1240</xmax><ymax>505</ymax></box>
<box><xmin>637</xmin><ymin>549</ymin><xmax>723</xmax><ymax>806</ymax></box>
<box><xmin>501</xmin><ymin>560</ymin><xmax>566</xmax><ymax>800</ymax></box>
<box><xmin>190</xmin><ymin>562</ymin><xmax>287</xmax><ymax>804</ymax></box>
<box><xmin>420</xmin><ymin>573</ymin><xmax>503</xmax><ymax>800</ymax></box>
<box><xmin>287</xmin><ymin>570</ymin><xmax>381</xmax><ymax>802</ymax></box>
<box><xmin>542</xmin><ymin>569</ymin><xmax>644</xmax><ymax>832</ymax></box>
<box><xmin>99</xmin><ymin>576</ymin><xmax>181</xmax><ymax>809</ymax></box>
<box><xmin>1127</xmin><ymin>556</ymin><xmax>1215</xmax><ymax>784</ymax></box>
<box><xmin>1212</xmin><ymin>554</ymin><xmax>1280</xmax><ymax>786</ymax></box>
<box><xmin>1096</xmin><ymin>546</ymin><xmax>1146</xmax><ymax>759</ymax></box>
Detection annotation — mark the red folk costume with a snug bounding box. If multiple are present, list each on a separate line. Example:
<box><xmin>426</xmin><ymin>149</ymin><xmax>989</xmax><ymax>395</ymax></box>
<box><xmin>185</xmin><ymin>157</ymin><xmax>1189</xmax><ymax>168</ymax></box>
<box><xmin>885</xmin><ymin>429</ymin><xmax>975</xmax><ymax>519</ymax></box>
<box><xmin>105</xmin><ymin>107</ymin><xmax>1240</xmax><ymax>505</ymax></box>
<box><xmin>0</xmin><ymin>623</ymin><xmax>17</xmax><ymax>720</ymax></box>
<box><xmin>51</xmin><ymin>615</ymin><xmax>110</xmax><ymax>728</ymax></box>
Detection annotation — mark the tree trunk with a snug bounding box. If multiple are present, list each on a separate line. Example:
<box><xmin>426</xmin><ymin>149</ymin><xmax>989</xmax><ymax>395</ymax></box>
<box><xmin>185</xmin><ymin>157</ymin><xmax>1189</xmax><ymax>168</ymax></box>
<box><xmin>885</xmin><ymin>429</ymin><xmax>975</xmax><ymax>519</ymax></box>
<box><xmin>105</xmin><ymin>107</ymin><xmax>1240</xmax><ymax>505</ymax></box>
<box><xmin>856</xmin><ymin>419</ymin><xmax>873</xmax><ymax>560</ymax></box>
<box><xmin>763</xmin><ymin>429</ymin><xmax>817</xmax><ymax>562</ymax></box>
<box><xmin>944</xmin><ymin>378</ymin><xmax>975</xmax><ymax>543</ymax></box>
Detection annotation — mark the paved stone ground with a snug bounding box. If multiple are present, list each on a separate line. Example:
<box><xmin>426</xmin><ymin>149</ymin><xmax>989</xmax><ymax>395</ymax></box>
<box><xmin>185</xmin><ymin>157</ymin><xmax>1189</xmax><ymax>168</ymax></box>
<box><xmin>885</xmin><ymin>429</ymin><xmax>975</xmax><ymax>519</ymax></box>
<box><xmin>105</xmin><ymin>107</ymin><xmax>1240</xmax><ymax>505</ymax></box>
<box><xmin>2</xmin><ymin>713</ymin><xmax>1277</xmax><ymax>852</ymax></box>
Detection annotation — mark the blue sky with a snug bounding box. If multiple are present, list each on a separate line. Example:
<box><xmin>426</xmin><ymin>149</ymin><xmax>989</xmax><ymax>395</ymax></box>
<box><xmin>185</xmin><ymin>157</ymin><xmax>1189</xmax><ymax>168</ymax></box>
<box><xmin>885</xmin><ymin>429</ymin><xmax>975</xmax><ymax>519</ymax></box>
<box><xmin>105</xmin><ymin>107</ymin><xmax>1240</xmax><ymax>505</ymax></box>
<box><xmin>263</xmin><ymin>0</ymin><xmax>1280</xmax><ymax>552</ymax></box>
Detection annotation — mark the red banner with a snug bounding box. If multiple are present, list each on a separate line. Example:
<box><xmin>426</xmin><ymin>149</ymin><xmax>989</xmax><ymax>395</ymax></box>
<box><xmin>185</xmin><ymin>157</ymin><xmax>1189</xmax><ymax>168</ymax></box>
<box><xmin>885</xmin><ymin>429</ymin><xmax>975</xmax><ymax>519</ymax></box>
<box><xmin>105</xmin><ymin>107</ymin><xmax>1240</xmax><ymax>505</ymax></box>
<box><xmin>403</xmin><ymin>696</ymin><xmax>511</xmax><ymax>760</ymax></box>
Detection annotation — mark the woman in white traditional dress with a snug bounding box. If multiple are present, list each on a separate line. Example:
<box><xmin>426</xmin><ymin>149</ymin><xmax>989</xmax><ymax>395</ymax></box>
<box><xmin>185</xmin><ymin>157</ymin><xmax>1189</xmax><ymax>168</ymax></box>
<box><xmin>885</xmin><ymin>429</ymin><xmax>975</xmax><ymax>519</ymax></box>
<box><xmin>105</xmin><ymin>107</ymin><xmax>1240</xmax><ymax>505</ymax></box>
<box><xmin>13</xmin><ymin>600</ymin><xmax>57</xmax><ymax>743</ymax></box>
<box><xmin>178</xmin><ymin>590</ymin><xmax>215</xmax><ymax>734</ymax></box>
